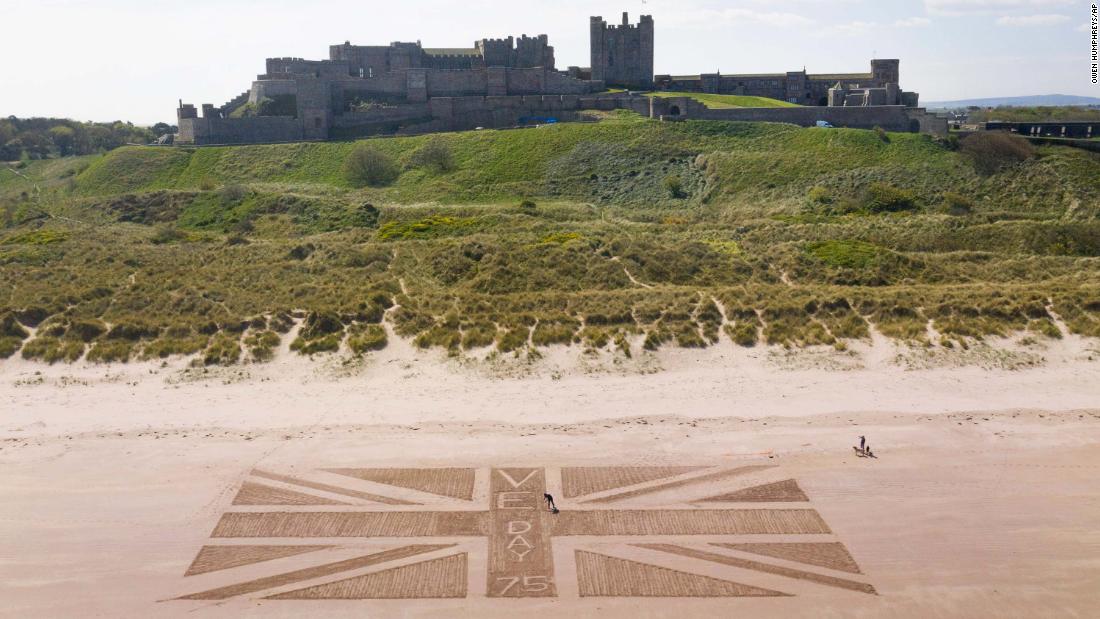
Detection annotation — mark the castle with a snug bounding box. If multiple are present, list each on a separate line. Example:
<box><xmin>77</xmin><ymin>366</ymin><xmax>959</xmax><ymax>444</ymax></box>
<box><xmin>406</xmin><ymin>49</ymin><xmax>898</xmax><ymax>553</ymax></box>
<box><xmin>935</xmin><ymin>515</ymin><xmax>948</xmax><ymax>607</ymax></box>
<box><xmin>177</xmin><ymin>13</ymin><xmax>935</xmax><ymax>145</ymax></box>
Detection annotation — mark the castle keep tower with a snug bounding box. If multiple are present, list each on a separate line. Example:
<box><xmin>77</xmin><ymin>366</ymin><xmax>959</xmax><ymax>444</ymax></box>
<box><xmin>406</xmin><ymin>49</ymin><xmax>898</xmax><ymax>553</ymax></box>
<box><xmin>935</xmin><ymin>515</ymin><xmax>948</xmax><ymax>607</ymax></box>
<box><xmin>870</xmin><ymin>59</ymin><xmax>900</xmax><ymax>85</ymax></box>
<box><xmin>590</xmin><ymin>13</ymin><xmax>653</xmax><ymax>89</ymax></box>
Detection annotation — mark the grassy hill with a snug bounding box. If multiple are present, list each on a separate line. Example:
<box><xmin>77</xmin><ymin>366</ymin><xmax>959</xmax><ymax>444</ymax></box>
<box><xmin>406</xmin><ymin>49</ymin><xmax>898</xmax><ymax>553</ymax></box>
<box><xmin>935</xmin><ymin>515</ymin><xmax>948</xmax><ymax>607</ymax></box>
<box><xmin>2</xmin><ymin>112</ymin><xmax>1098</xmax><ymax>365</ymax></box>
<box><xmin>646</xmin><ymin>92</ymin><xmax>800</xmax><ymax>109</ymax></box>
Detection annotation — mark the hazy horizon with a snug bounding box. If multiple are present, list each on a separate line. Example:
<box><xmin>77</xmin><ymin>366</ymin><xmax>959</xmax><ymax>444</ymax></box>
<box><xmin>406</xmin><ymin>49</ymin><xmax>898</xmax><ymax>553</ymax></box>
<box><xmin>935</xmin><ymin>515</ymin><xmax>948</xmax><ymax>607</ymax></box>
<box><xmin>1</xmin><ymin>0</ymin><xmax>1097</xmax><ymax>124</ymax></box>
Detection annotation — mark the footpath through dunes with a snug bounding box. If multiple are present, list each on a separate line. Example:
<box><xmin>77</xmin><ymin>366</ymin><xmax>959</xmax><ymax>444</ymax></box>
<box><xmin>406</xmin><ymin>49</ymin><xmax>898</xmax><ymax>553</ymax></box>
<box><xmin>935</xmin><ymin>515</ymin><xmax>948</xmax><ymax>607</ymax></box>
<box><xmin>2</xmin><ymin>115</ymin><xmax>1099</xmax><ymax>370</ymax></box>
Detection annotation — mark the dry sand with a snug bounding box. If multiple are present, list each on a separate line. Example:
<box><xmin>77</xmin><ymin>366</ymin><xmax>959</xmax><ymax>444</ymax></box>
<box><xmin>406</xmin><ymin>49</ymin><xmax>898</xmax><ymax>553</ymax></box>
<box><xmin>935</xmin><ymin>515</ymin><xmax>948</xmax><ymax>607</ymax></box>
<box><xmin>2</xmin><ymin>334</ymin><xmax>1099</xmax><ymax>617</ymax></box>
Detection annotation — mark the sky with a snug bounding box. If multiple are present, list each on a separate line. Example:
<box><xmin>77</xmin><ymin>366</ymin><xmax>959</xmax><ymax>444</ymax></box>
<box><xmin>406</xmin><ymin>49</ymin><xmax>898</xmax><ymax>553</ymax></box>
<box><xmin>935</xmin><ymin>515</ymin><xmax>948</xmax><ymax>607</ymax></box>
<box><xmin>1</xmin><ymin>0</ymin><xmax>1096</xmax><ymax>124</ymax></box>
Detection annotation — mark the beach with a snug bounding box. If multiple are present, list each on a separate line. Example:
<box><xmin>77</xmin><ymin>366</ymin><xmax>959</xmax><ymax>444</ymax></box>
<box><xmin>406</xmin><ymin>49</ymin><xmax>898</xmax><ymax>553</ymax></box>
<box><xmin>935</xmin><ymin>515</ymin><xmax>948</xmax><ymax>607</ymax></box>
<box><xmin>2</xmin><ymin>336</ymin><xmax>1099</xmax><ymax>617</ymax></box>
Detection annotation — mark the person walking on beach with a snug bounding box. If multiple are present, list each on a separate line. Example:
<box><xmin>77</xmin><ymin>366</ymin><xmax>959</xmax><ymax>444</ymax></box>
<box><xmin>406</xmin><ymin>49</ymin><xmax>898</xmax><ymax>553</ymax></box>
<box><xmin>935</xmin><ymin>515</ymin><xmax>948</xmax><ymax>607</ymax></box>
<box><xmin>859</xmin><ymin>435</ymin><xmax>866</xmax><ymax>452</ymax></box>
<box><xmin>544</xmin><ymin>493</ymin><xmax>559</xmax><ymax>514</ymax></box>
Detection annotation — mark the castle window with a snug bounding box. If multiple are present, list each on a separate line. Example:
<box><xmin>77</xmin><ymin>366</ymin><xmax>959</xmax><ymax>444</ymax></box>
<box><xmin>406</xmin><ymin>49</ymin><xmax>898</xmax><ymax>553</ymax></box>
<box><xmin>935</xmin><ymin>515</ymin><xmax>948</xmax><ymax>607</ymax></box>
<box><xmin>359</xmin><ymin>68</ymin><xmax>364</xmax><ymax>78</ymax></box>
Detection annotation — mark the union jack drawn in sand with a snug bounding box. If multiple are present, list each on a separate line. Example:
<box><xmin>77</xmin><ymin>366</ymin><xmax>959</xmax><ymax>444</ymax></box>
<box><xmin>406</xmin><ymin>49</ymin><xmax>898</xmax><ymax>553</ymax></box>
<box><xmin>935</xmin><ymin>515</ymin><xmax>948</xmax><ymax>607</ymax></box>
<box><xmin>178</xmin><ymin>465</ymin><xmax>875</xmax><ymax>600</ymax></box>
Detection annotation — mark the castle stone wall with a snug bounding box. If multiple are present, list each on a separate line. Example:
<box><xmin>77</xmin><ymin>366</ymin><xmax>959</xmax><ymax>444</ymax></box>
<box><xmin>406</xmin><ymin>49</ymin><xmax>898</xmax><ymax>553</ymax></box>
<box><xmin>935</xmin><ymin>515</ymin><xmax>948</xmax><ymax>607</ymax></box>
<box><xmin>656</xmin><ymin>59</ymin><xmax>912</xmax><ymax>107</ymax></box>
<box><xmin>647</xmin><ymin>96</ymin><xmax>934</xmax><ymax>132</ymax></box>
<box><xmin>178</xmin><ymin>116</ymin><xmax>303</xmax><ymax>145</ymax></box>
<box><xmin>427</xmin><ymin>70</ymin><xmax>490</xmax><ymax>97</ymax></box>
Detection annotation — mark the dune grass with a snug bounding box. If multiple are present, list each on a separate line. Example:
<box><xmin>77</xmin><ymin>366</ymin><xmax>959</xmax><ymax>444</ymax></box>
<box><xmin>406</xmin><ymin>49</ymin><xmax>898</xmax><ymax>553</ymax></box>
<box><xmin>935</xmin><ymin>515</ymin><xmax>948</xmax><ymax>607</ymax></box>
<box><xmin>1</xmin><ymin>115</ymin><xmax>1098</xmax><ymax>364</ymax></box>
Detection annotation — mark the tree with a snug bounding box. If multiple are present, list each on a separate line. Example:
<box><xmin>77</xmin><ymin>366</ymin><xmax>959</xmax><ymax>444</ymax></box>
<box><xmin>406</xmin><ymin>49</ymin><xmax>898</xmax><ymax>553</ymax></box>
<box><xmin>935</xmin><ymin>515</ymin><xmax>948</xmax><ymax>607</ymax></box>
<box><xmin>151</xmin><ymin>122</ymin><xmax>176</xmax><ymax>138</ymax></box>
<box><xmin>84</xmin><ymin>125</ymin><xmax>113</xmax><ymax>152</ymax></box>
<box><xmin>48</xmin><ymin>126</ymin><xmax>76</xmax><ymax>156</ymax></box>
<box><xmin>408</xmin><ymin>138</ymin><xmax>454</xmax><ymax>172</ymax></box>
<box><xmin>14</xmin><ymin>131</ymin><xmax>51</xmax><ymax>159</ymax></box>
<box><xmin>0</xmin><ymin>119</ymin><xmax>14</xmax><ymax>145</ymax></box>
<box><xmin>0</xmin><ymin>141</ymin><xmax>20</xmax><ymax>162</ymax></box>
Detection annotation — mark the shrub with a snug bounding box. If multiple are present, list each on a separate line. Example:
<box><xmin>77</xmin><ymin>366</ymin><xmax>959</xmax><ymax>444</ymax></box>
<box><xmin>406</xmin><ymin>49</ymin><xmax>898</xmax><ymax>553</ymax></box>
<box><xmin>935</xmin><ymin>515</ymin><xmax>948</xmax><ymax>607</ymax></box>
<box><xmin>863</xmin><ymin>182</ymin><xmax>917</xmax><ymax>213</ymax></box>
<box><xmin>151</xmin><ymin>224</ymin><xmax>186</xmax><ymax>244</ymax></box>
<box><xmin>942</xmin><ymin>191</ymin><xmax>975</xmax><ymax>216</ymax></box>
<box><xmin>806</xmin><ymin>186</ymin><xmax>833</xmax><ymax>206</ymax></box>
<box><xmin>581</xmin><ymin>327</ymin><xmax>610</xmax><ymax>349</ymax></box>
<box><xmin>415</xmin><ymin>325</ymin><xmax>461</xmax><ymax>350</ymax></box>
<box><xmin>960</xmin><ymin>132</ymin><xmax>1035</xmax><ymax>176</ymax></box>
<box><xmin>290</xmin><ymin>333</ymin><xmax>342</xmax><ymax>355</ymax></box>
<box><xmin>376</xmin><ymin>215</ymin><xmax>477</xmax><ymax>241</ymax></box>
<box><xmin>1</xmin><ymin>314</ymin><xmax>29</xmax><ymax>339</ymax></box>
<box><xmin>614</xmin><ymin>333</ymin><xmax>632</xmax><ymax>357</ymax></box>
<box><xmin>347</xmin><ymin>324</ymin><xmax>387</xmax><ymax>354</ymax></box>
<box><xmin>142</xmin><ymin>335</ymin><xmax>208</xmax><ymax>359</ymax></box>
<box><xmin>873</xmin><ymin>126</ymin><xmax>890</xmax><ymax>143</ymax></box>
<box><xmin>244</xmin><ymin>330</ymin><xmax>280</xmax><ymax>361</ymax></box>
<box><xmin>288</xmin><ymin>243</ymin><xmax>314</xmax><ymax>260</ymax></box>
<box><xmin>299</xmin><ymin>311</ymin><xmax>343</xmax><ymax>340</ymax></box>
<box><xmin>269</xmin><ymin>312</ymin><xmax>295</xmax><ymax>334</ymax></box>
<box><xmin>724</xmin><ymin>321</ymin><xmax>758</xmax><ymax>347</ymax></box>
<box><xmin>203</xmin><ymin>333</ymin><xmax>241</xmax><ymax>365</ymax></box>
<box><xmin>86</xmin><ymin>340</ymin><xmax>134</xmax><ymax>363</ymax></box>
<box><xmin>519</xmin><ymin>199</ymin><xmax>537</xmax><ymax>211</ymax></box>
<box><xmin>1028</xmin><ymin>318</ymin><xmax>1062</xmax><ymax>339</ymax></box>
<box><xmin>67</xmin><ymin>319</ymin><xmax>106</xmax><ymax>342</ymax></box>
<box><xmin>354</xmin><ymin>203</ymin><xmax>380</xmax><ymax>228</ymax></box>
<box><xmin>0</xmin><ymin>336</ymin><xmax>22</xmax><ymax>358</ymax></box>
<box><xmin>2</xmin><ymin>229</ymin><xmax>69</xmax><ymax>245</ymax></box>
<box><xmin>408</xmin><ymin>138</ymin><xmax>454</xmax><ymax>172</ymax></box>
<box><xmin>673</xmin><ymin>323</ymin><xmax>706</xmax><ymax>348</ymax></box>
<box><xmin>806</xmin><ymin>240</ymin><xmax>893</xmax><ymax>270</ymax></box>
<box><xmin>642</xmin><ymin>328</ymin><xmax>670</xmax><ymax>351</ymax></box>
<box><xmin>343</xmin><ymin>143</ymin><xmax>399</xmax><ymax>187</ymax></box>
<box><xmin>461</xmin><ymin>323</ymin><xmax>497</xmax><ymax>349</ymax></box>
<box><xmin>106</xmin><ymin>321</ymin><xmax>158</xmax><ymax>341</ymax></box>
<box><xmin>532</xmin><ymin>321</ymin><xmax>577</xmax><ymax>346</ymax></box>
<box><xmin>663</xmin><ymin>175</ymin><xmax>684</xmax><ymax>198</ymax></box>
<box><xmin>496</xmin><ymin>327</ymin><xmax>529</xmax><ymax>353</ymax></box>
<box><xmin>20</xmin><ymin>337</ymin><xmax>84</xmax><ymax>363</ymax></box>
<box><xmin>218</xmin><ymin>183</ymin><xmax>248</xmax><ymax>204</ymax></box>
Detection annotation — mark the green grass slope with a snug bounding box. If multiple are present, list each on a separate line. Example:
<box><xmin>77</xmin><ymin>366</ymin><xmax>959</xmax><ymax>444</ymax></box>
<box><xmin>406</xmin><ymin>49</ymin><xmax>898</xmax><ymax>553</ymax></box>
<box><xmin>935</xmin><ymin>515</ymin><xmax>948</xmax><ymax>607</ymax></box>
<box><xmin>63</xmin><ymin>113</ymin><xmax>1098</xmax><ymax>215</ymax></box>
<box><xmin>646</xmin><ymin>91</ymin><xmax>801</xmax><ymax>109</ymax></box>
<box><xmin>2</xmin><ymin>113</ymin><xmax>1099</xmax><ymax>365</ymax></box>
